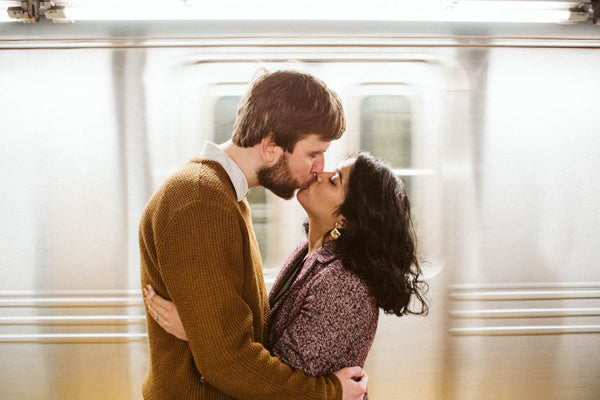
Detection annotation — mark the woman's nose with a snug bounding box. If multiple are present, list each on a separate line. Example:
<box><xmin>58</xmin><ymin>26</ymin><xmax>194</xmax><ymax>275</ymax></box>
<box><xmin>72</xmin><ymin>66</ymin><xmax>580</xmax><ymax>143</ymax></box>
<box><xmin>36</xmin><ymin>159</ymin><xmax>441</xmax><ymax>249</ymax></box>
<box><xmin>315</xmin><ymin>171</ymin><xmax>334</xmax><ymax>183</ymax></box>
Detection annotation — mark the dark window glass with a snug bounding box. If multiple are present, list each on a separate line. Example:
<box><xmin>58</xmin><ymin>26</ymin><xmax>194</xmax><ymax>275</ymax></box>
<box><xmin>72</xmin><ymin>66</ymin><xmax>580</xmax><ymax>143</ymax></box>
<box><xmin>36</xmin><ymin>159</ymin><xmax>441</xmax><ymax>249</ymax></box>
<box><xmin>214</xmin><ymin>96</ymin><xmax>241</xmax><ymax>144</ymax></box>
<box><xmin>360</xmin><ymin>95</ymin><xmax>412</xmax><ymax>167</ymax></box>
<box><xmin>360</xmin><ymin>95</ymin><xmax>412</xmax><ymax>194</ymax></box>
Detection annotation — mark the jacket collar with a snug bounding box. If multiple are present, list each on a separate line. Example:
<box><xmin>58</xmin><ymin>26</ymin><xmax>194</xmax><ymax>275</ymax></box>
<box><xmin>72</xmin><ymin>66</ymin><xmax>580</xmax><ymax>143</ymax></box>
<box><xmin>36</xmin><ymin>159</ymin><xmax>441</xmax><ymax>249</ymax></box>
<box><xmin>270</xmin><ymin>240</ymin><xmax>341</xmax><ymax>312</ymax></box>
<box><xmin>313</xmin><ymin>240</ymin><xmax>339</xmax><ymax>264</ymax></box>
<box><xmin>290</xmin><ymin>240</ymin><xmax>339</xmax><ymax>265</ymax></box>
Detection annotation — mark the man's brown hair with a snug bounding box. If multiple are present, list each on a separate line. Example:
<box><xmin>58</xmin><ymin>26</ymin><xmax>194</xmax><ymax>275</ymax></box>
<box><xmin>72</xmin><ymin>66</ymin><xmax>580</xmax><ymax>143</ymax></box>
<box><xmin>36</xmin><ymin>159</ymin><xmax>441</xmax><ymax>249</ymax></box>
<box><xmin>232</xmin><ymin>69</ymin><xmax>346</xmax><ymax>153</ymax></box>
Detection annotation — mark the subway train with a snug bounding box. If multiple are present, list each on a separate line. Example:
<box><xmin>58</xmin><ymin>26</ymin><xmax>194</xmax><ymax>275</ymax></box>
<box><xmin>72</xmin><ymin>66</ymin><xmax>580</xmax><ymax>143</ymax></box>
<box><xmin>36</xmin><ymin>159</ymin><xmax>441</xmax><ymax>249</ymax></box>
<box><xmin>1</xmin><ymin>1</ymin><xmax>600</xmax><ymax>399</ymax></box>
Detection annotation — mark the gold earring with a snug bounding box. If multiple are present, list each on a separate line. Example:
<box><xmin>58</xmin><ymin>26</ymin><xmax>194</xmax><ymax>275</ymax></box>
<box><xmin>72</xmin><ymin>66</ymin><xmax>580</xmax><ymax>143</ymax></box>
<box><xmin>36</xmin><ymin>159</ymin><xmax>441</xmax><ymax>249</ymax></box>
<box><xmin>330</xmin><ymin>222</ymin><xmax>342</xmax><ymax>240</ymax></box>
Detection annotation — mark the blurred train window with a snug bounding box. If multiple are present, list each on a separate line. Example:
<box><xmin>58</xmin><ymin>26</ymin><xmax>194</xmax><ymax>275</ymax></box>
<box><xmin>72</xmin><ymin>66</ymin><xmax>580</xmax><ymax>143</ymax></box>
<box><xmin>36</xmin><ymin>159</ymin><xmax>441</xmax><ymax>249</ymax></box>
<box><xmin>213</xmin><ymin>95</ymin><xmax>271</xmax><ymax>265</ymax></box>
<box><xmin>214</xmin><ymin>96</ymin><xmax>240</xmax><ymax>144</ymax></box>
<box><xmin>360</xmin><ymin>95</ymin><xmax>411</xmax><ymax>167</ymax></box>
<box><xmin>360</xmin><ymin>95</ymin><xmax>413</xmax><ymax>193</ymax></box>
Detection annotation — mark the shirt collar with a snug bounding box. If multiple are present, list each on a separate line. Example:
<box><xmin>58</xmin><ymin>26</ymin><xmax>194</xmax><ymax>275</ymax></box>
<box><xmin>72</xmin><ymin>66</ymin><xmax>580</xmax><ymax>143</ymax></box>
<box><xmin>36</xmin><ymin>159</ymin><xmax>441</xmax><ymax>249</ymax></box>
<box><xmin>200</xmin><ymin>141</ymin><xmax>249</xmax><ymax>202</ymax></box>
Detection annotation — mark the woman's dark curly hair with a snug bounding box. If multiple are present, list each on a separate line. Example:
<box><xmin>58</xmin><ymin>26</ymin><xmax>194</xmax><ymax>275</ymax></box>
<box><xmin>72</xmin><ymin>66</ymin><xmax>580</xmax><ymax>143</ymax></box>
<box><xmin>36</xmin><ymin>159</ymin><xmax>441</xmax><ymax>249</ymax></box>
<box><xmin>333</xmin><ymin>153</ymin><xmax>428</xmax><ymax>316</ymax></box>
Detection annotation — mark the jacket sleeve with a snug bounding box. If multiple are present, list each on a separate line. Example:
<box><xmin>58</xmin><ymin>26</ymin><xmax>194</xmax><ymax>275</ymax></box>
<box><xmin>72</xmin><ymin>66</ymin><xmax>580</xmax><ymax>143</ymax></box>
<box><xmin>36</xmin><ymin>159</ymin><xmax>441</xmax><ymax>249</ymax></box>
<box><xmin>271</xmin><ymin>264</ymin><xmax>377</xmax><ymax>377</ymax></box>
<box><xmin>156</xmin><ymin>201</ymin><xmax>341</xmax><ymax>400</ymax></box>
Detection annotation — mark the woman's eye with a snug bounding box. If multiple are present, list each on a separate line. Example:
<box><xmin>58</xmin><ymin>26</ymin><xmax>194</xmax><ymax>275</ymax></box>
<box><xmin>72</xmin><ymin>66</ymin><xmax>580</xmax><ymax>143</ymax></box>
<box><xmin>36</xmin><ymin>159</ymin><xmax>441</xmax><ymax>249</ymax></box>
<box><xmin>329</xmin><ymin>176</ymin><xmax>336</xmax><ymax>185</ymax></box>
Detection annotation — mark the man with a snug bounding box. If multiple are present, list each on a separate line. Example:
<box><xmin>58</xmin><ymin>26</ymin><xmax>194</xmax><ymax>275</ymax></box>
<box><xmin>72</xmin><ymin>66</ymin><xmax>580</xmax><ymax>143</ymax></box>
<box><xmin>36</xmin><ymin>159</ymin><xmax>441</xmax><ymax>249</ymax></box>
<box><xmin>139</xmin><ymin>70</ymin><xmax>368</xmax><ymax>399</ymax></box>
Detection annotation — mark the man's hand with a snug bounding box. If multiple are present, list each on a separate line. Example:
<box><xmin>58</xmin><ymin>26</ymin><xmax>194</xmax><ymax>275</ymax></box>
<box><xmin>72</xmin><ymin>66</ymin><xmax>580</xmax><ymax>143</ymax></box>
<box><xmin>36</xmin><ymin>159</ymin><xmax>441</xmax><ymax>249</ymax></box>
<box><xmin>334</xmin><ymin>366</ymin><xmax>368</xmax><ymax>400</ymax></box>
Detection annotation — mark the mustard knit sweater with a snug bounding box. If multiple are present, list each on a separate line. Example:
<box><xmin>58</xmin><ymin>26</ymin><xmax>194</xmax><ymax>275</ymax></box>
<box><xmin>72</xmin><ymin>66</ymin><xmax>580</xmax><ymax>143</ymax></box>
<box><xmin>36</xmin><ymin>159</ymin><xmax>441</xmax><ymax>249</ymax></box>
<box><xmin>139</xmin><ymin>158</ymin><xmax>342</xmax><ymax>399</ymax></box>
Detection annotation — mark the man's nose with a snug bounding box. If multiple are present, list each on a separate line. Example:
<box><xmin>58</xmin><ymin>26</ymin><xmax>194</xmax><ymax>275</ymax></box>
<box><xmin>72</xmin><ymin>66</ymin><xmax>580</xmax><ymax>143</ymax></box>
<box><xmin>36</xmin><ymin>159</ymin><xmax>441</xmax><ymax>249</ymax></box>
<box><xmin>310</xmin><ymin>154</ymin><xmax>325</xmax><ymax>175</ymax></box>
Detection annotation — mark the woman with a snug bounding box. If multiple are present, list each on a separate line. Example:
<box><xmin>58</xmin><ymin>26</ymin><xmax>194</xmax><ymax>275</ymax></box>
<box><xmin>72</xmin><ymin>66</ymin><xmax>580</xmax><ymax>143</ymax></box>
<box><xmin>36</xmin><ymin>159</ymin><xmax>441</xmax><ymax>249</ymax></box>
<box><xmin>144</xmin><ymin>152</ymin><xmax>428</xmax><ymax>392</ymax></box>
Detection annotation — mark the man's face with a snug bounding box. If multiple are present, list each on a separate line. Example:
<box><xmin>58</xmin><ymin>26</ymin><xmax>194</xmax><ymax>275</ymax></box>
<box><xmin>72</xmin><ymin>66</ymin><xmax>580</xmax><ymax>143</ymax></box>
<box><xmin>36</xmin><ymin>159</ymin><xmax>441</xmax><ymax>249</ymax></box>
<box><xmin>257</xmin><ymin>134</ymin><xmax>330</xmax><ymax>200</ymax></box>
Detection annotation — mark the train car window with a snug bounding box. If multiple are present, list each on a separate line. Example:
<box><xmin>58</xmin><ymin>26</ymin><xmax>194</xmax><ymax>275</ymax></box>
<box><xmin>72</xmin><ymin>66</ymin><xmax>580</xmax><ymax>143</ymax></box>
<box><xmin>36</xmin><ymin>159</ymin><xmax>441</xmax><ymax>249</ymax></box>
<box><xmin>360</xmin><ymin>95</ymin><xmax>412</xmax><ymax>167</ymax></box>
<box><xmin>359</xmin><ymin>95</ymin><xmax>413</xmax><ymax>194</ymax></box>
<box><xmin>213</xmin><ymin>96</ymin><xmax>240</xmax><ymax>144</ymax></box>
<box><xmin>213</xmin><ymin>95</ymin><xmax>271</xmax><ymax>265</ymax></box>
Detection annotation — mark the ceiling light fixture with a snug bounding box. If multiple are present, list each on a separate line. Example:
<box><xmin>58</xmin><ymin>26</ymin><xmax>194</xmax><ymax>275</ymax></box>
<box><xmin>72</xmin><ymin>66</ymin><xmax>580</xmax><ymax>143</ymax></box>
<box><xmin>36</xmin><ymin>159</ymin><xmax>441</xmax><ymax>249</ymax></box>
<box><xmin>2</xmin><ymin>1</ymin><xmax>595</xmax><ymax>24</ymax></box>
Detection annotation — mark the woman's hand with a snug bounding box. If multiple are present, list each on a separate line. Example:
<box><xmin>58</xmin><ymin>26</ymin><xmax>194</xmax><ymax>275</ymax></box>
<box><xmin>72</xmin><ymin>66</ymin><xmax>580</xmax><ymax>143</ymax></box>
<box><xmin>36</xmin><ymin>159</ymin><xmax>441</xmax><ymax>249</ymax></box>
<box><xmin>143</xmin><ymin>285</ymin><xmax>188</xmax><ymax>341</ymax></box>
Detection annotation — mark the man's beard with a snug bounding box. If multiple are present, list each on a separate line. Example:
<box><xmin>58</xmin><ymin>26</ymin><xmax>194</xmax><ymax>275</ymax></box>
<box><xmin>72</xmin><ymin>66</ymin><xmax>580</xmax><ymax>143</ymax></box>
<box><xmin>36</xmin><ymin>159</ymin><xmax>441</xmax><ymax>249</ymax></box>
<box><xmin>257</xmin><ymin>153</ymin><xmax>300</xmax><ymax>200</ymax></box>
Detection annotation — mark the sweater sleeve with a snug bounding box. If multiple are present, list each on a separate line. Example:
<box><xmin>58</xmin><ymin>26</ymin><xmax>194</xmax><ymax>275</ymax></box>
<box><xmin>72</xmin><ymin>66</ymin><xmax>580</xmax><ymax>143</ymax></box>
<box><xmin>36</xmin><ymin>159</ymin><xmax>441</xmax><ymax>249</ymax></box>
<box><xmin>271</xmin><ymin>265</ymin><xmax>377</xmax><ymax>377</ymax></box>
<box><xmin>156</xmin><ymin>201</ymin><xmax>341</xmax><ymax>400</ymax></box>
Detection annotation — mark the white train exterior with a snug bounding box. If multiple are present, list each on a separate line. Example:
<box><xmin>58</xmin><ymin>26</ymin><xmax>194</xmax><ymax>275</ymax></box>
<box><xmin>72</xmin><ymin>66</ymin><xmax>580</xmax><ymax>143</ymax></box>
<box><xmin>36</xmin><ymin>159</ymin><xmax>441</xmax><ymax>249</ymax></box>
<box><xmin>1</xmin><ymin>12</ymin><xmax>599</xmax><ymax>400</ymax></box>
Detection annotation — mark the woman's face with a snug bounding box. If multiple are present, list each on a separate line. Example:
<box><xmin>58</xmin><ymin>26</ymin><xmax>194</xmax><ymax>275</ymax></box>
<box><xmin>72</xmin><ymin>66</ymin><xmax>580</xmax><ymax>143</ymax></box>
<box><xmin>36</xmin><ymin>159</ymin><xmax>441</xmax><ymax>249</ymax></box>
<box><xmin>296</xmin><ymin>158</ymin><xmax>355</xmax><ymax>226</ymax></box>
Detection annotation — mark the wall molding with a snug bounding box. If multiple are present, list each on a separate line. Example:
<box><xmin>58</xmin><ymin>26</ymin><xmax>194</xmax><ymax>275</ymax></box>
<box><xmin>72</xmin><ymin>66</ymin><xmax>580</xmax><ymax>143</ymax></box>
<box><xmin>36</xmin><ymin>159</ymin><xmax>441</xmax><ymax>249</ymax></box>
<box><xmin>0</xmin><ymin>333</ymin><xmax>148</xmax><ymax>343</ymax></box>
<box><xmin>0</xmin><ymin>290</ymin><xmax>149</xmax><ymax>343</ymax></box>
<box><xmin>1</xmin><ymin>36</ymin><xmax>600</xmax><ymax>50</ymax></box>
<box><xmin>449</xmin><ymin>282</ymin><xmax>600</xmax><ymax>336</ymax></box>
<box><xmin>0</xmin><ymin>315</ymin><xmax>146</xmax><ymax>326</ymax></box>
<box><xmin>449</xmin><ymin>282</ymin><xmax>600</xmax><ymax>301</ymax></box>
<box><xmin>450</xmin><ymin>325</ymin><xmax>600</xmax><ymax>336</ymax></box>
<box><xmin>0</xmin><ymin>289</ymin><xmax>144</xmax><ymax>308</ymax></box>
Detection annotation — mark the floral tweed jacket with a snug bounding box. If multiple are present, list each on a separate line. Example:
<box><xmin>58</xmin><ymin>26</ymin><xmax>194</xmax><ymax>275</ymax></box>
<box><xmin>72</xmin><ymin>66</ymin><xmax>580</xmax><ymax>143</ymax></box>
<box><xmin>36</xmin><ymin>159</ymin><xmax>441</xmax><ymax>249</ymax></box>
<box><xmin>268</xmin><ymin>240</ymin><xmax>379</xmax><ymax>381</ymax></box>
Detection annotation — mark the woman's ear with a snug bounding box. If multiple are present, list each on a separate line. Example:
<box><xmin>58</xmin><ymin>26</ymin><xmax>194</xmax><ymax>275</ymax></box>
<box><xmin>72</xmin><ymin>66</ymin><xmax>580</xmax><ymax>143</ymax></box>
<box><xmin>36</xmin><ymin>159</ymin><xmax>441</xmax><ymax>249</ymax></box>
<box><xmin>337</xmin><ymin>216</ymin><xmax>347</xmax><ymax>229</ymax></box>
<box><xmin>260</xmin><ymin>133</ymin><xmax>283</xmax><ymax>164</ymax></box>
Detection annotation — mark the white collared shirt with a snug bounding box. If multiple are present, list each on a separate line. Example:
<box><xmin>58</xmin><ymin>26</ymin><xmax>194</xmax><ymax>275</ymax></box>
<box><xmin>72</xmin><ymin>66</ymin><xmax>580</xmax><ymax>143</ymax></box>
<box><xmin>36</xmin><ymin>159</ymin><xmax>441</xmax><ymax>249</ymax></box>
<box><xmin>200</xmin><ymin>141</ymin><xmax>249</xmax><ymax>202</ymax></box>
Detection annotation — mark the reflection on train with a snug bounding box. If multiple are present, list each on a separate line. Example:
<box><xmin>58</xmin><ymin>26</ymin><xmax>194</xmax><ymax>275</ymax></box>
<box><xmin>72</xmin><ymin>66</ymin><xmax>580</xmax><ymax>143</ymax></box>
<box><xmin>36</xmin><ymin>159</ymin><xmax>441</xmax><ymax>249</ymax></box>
<box><xmin>1</xmin><ymin>7</ymin><xmax>600</xmax><ymax>400</ymax></box>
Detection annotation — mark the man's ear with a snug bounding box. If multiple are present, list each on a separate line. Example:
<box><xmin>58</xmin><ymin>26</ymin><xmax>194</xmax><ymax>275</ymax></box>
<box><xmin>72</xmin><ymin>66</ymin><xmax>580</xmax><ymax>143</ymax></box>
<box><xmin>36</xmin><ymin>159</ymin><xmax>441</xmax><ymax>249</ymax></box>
<box><xmin>260</xmin><ymin>133</ymin><xmax>283</xmax><ymax>164</ymax></box>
